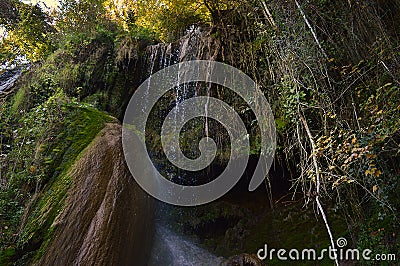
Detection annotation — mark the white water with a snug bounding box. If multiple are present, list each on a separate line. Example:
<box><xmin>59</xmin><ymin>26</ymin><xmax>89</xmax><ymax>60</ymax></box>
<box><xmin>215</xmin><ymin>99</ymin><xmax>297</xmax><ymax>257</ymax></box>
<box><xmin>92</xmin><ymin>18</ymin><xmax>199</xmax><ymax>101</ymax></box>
<box><xmin>148</xmin><ymin>224</ymin><xmax>223</xmax><ymax>266</ymax></box>
<box><xmin>0</xmin><ymin>57</ymin><xmax>29</xmax><ymax>94</ymax></box>
<box><xmin>146</xmin><ymin>28</ymin><xmax>225</xmax><ymax>266</ymax></box>
<box><xmin>0</xmin><ymin>67</ymin><xmax>23</xmax><ymax>93</ymax></box>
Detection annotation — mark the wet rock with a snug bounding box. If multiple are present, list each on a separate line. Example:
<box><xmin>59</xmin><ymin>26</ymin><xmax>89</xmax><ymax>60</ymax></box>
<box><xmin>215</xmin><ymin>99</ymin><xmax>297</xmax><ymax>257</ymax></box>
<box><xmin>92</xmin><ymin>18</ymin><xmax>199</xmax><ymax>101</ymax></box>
<box><xmin>36</xmin><ymin>123</ymin><xmax>154</xmax><ymax>266</ymax></box>
<box><xmin>220</xmin><ymin>253</ymin><xmax>265</xmax><ymax>266</ymax></box>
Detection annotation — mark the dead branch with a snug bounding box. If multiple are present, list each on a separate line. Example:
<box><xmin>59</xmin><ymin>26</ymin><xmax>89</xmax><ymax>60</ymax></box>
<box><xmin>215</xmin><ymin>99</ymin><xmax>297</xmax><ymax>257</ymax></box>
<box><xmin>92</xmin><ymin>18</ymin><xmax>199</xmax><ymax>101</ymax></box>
<box><xmin>299</xmin><ymin>111</ymin><xmax>338</xmax><ymax>266</ymax></box>
<box><xmin>260</xmin><ymin>0</ymin><xmax>279</xmax><ymax>31</ymax></box>
<box><xmin>294</xmin><ymin>0</ymin><xmax>328</xmax><ymax>60</ymax></box>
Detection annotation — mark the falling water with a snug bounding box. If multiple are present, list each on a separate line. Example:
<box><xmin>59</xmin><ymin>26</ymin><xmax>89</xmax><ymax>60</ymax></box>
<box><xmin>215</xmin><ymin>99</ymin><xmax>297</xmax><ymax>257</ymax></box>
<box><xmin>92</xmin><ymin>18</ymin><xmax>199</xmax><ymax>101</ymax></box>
<box><xmin>0</xmin><ymin>65</ymin><xmax>26</xmax><ymax>93</ymax></box>
<box><xmin>145</xmin><ymin>27</ymin><xmax>223</xmax><ymax>265</ymax></box>
<box><xmin>145</xmin><ymin>27</ymin><xmax>215</xmax><ymax>101</ymax></box>
<box><xmin>148</xmin><ymin>224</ymin><xmax>223</xmax><ymax>266</ymax></box>
<box><xmin>145</xmin><ymin>26</ymin><xmax>218</xmax><ymax>178</ymax></box>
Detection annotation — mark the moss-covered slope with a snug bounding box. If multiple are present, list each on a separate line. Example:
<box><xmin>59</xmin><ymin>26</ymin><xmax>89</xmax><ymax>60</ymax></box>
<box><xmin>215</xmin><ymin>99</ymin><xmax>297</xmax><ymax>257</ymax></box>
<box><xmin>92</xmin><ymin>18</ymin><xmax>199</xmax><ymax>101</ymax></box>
<box><xmin>33</xmin><ymin>123</ymin><xmax>154</xmax><ymax>266</ymax></box>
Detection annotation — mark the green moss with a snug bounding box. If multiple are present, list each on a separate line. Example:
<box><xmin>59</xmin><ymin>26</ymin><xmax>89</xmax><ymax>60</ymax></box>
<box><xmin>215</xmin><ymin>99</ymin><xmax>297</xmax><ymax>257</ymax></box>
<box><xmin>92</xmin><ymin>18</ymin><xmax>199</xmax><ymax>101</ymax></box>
<box><xmin>10</xmin><ymin>87</ymin><xmax>27</xmax><ymax>114</ymax></box>
<box><xmin>275</xmin><ymin>117</ymin><xmax>288</xmax><ymax>134</ymax></box>
<box><xmin>0</xmin><ymin>247</ymin><xmax>16</xmax><ymax>266</ymax></box>
<box><xmin>16</xmin><ymin>105</ymin><xmax>114</xmax><ymax>264</ymax></box>
<box><xmin>44</xmin><ymin>105</ymin><xmax>115</xmax><ymax>179</ymax></box>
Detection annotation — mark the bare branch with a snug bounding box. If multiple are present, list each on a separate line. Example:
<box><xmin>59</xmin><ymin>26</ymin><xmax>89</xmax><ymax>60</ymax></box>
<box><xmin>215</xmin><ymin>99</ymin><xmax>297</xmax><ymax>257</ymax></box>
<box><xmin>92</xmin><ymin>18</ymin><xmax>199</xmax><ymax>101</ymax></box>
<box><xmin>259</xmin><ymin>0</ymin><xmax>278</xmax><ymax>31</ymax></box>
<box><xmin>299</xmin><ymin>111</ymin><xmax>338</xmax><ymax>266</ymax></box>
<box><xmin>294</xmin><ymin>0</ymin><xmax>328</xmax><ymax>60</ymax></box>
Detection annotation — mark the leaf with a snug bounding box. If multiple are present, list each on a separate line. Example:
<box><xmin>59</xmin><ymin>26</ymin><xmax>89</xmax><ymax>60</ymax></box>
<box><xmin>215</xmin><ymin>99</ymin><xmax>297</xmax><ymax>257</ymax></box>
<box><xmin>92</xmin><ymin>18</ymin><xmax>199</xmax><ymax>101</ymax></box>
<box><xmin>374</xmin><ymin>170</ymin><xmax>382</xmax><ymax>177</ymax></box>
<box><xmin>372</xmin><ymin>185</ymin><xmax>378</xmax><ymax>193</ymax></box>
<box><xmin>383</xmin><ymin>83</ymin><xmax>392</xmax><ymax>88</ymax></box>
<box><xmin>29</xmin><ymin>166</ymin><xmax>35</xmax><ymax>173</ymax></box>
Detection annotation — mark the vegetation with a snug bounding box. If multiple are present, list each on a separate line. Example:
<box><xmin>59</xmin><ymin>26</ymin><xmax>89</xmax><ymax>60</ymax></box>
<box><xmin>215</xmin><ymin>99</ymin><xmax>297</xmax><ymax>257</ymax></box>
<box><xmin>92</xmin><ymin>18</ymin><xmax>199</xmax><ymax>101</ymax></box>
<box><xmin>0</xmin><ymin>0</ymin><xmax>399</xmax><ymax>264</ymax></box>
<box><xmin>0</xmin><ymin>86</ymin><xmax>114</xmax><ymax>263</ymax></box>
<box><xmin>0</xmin><ymin>0</ymin><xmax>56</xmax><ymax>62</ymax></box>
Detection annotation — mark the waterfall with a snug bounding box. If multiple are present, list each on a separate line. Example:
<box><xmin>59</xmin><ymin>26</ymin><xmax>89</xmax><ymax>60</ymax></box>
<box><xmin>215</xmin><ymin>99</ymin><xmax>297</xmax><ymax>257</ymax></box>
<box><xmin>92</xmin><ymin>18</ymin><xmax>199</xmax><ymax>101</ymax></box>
<box><xmin>145</xmin><ymin>26</ymin><xmax>219</xmax><ymax>180</ymax></box>
<box><xmin>0</xmin><ymin>65</ymin><xmax>26</xmax><ymax>94</ymax></box>
<box><xmin>145</xmin><ymin>26</ymin><xmax>217</xmax><ymax>108</ymax></box>
<box><xmin>148</xmin><ymin>224</ymin><xmax>223</xmax><ymax>266</ymax></box>
<box><xmin>145</xmin><ymin>28</ymin><xmax>224</xmax><ymax>265</ymax></box>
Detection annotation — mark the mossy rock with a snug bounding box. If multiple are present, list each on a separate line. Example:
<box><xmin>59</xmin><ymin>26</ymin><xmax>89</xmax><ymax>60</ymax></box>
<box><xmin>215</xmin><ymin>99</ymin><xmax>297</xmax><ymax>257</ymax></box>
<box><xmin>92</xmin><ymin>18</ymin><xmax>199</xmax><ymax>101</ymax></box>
<box><xmin>33</xmin><ymin>124</ymin><xmax>154</xmax><ymax>265</ymax></box>
<box><xmin>15</xmin><ymin>105</ymin><xmax>115</xmax><ymax>264</ymax></box>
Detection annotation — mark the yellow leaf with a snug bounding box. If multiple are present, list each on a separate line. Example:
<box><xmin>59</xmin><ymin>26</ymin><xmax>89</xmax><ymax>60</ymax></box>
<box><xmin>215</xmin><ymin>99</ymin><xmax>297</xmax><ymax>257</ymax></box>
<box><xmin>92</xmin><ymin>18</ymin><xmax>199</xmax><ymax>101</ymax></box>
<box><xmin>372</xmin><ymin>185</ymin><xmax>378</xmax><ymax>193</ymax></box>
<box><xmin>374</xmin><ymin>170</ymin><xmax>382</xmax><ymax>177</ymax></box>
<box><xmin>351</xmin><ymin>137</ymin><xmax>357</xmax><ymax>144</ymax></box>
<box><xmin>29</xmin><ymin>166</ymin><xmax>35</xmax><ymax>173</ymax></box>
<box><xmin>365</xmin><ymin>168</ymin><xmax>379</xmax><ymax>176</ymax></box>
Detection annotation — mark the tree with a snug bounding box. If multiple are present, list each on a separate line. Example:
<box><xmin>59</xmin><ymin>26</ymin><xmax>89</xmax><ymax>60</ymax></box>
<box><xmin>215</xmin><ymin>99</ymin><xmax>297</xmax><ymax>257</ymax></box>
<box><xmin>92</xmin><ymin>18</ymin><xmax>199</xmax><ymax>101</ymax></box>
<box><xmin>0</xmin><ymin>0</ymin><xmax>20</xmax><ymax>30</ymax></box>
<box><xmin>0</xmin><ymin>0</ymin><xmax>56</xmax><ymax>63</ymax></box>
<box><xmin>104</xmin><ymin>0</ymin><xmax>211</xmax><ymax>41</ymax></box>
<box><xmin>57</xmin><ymin>0</ymin><xmax>109</xmax><ymax>34</ymax></box>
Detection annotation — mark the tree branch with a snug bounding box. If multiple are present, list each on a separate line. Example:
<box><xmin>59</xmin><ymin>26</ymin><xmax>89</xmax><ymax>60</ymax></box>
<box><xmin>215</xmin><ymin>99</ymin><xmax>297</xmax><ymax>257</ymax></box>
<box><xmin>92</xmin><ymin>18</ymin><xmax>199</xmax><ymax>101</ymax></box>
<box><xmin>260</xmin><ymin>0</ymin><xmax>278</xmax><ymax>31</ymax></box>
<box><xmin>294</xmin><ymin>0</ymin><xmax>328</xmax><ymax>60</ymax></box>
<box><xmin>299</xmin><ymin>111</ymin><xmax>338</xmax><ymax>266</ymax></box>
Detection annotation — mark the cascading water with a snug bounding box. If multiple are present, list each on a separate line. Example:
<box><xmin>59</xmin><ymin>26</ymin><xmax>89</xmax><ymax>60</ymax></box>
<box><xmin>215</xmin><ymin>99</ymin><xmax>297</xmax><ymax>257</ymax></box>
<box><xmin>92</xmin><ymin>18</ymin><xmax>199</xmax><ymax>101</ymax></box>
<box><xmin>144</xmin><ymin>27</ymin><xmax>219</xmax><ymax>184</ymax></box>
<box><xmin>145</xmin><ymin>28</ymin><xmax>224</xmax><ymax>265</ymax></box>
<box><xmin>148</xmin><ymin>224</ymin><xmax>223</xmax><ymax>266</ymax></box>
<box><xmin>0</xmin><ymin>65</ymin><xmax>26</xmax><ymax>93</ymax></box>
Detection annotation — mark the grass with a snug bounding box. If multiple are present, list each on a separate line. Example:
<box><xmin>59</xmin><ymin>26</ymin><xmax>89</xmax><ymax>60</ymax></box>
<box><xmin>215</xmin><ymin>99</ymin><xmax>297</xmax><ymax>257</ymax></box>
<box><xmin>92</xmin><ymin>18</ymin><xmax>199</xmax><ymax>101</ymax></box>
<box><xmin>9</xmin><ymin>87</ymin><xmax>26</xmax><ymax>114</ymax></box>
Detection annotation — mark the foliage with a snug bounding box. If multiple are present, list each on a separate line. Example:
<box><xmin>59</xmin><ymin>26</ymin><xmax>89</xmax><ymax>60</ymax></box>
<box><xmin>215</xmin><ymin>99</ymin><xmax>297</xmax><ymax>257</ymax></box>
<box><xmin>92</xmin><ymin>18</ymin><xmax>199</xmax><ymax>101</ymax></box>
<box><xmin>57</xmin><ymin>0</ymin><xmax>118</xmax><ymax>36</ymax></box>
<box><xmin>0</xmin><ymin>1</ymin><xmax>56</xmax><ymax>62</ymax></box>
<box><xmin>0</xmin><ymin>0</ymin><xmax>399</xmax><ymax>263</ymax></box>
<box><xmin>195</xmin><ymin>0</ymin><xmax>400</xmax><ymax>255</ymax></box>
<box><xmin>0</xmin><ymin>86</ymin><xmax>113</xmax><ymax>263</ymax></box>
<box><xmin>104</xmin><ymin>0</ymin><xmax>212</xmax><ymax>41</ymax></box>
<box><xmin>0</xmin><ymin>32</ymin><xmax>117</xmax><ymax>261</ymax></box>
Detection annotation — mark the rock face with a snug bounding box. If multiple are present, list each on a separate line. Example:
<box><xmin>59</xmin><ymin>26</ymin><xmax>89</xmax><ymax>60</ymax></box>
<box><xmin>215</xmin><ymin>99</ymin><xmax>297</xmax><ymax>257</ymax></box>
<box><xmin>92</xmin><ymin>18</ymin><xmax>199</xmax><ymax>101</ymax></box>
<box><xmin>220</xmin><ymin>253</ymin><xmax>265</xmax><ymax>266</ymax></box>
<box><xmin>36</xmin><ymin>123</ymin><xmax>154</xmax><ymax>266</ymax></box>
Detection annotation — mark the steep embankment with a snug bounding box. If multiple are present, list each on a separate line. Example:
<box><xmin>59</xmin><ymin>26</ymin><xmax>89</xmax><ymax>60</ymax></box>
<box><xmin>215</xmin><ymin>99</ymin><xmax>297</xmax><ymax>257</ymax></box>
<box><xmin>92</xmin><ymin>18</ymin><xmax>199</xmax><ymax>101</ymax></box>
<box><xmin>34</xmin><ymin>123</ymin><xmax>154</xmax><ymax>265</ymax></box>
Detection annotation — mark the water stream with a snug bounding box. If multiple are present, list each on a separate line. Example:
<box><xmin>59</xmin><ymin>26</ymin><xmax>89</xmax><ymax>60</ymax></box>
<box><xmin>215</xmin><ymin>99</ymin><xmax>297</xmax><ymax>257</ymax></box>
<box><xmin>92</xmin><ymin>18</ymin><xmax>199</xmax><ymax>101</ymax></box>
<box><xmin>0</xmin><ymin>66</ymin><xmax>24</xmax><ymax>93</ymax></box>
<box><xmin>149</xmin><ymin>224</ymin><xmax>223</xmax><ymax>266</ymax></box>
<box><xmin>146</xmin><ymin>28</ymin><xmax>224</xmax><ymax>265</ymax></box>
